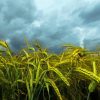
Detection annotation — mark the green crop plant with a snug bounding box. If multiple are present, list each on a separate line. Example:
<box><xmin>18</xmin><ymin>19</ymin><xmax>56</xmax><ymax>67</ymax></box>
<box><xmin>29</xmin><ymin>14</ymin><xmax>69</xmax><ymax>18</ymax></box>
<box><xmin>0</xmin><ymin>40</ymin><xmax>100</xmax><ymax>100</ymax></box>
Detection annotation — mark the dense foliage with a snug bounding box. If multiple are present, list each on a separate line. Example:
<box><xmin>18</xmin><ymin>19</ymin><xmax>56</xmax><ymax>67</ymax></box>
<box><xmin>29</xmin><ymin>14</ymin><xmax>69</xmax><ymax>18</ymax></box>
<box><xmin>0</xmin><ymin>40</ymin><xmax>100</xmax><ymax>100</ymax></box>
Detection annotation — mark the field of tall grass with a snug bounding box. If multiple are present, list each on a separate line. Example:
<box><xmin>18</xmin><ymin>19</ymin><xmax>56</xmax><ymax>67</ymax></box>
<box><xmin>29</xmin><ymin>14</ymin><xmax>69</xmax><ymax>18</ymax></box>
<box><xmin>0</xmin><ymin>40</ymin><xmax>100</xmax><ymax>100</ymax></box>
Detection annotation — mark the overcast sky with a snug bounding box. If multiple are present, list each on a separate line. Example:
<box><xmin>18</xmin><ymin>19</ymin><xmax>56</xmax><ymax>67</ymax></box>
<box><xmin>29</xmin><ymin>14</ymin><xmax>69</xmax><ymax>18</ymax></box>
<box><xmin>0</xmin><ymin>0</ymin><xmax>100</xmax><ymax>51</ymax></box>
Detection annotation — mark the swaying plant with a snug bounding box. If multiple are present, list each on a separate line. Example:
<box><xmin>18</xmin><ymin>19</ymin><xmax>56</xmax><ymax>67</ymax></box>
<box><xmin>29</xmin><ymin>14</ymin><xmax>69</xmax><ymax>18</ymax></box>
<box><xmin>0</xmin><ymin>39</ymin><xmax>100</xmax><ymax>100</ymax></box>
<box><xmin>87</xmin><ymin>61</ymin><xmax>98</xmax><ymax>100</ymax></box>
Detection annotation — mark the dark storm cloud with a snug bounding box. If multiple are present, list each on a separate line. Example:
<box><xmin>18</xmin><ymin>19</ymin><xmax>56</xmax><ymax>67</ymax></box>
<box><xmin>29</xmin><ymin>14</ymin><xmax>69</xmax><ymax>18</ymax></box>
<box><xmin>9</xmin><ymin>34</ymin><xmax>26</xmax><ymax>52</ymax></box>
<box><xmin>2</xmin><ymin>0</ymin><xmax>35</xmax><ymax>23</ymax></box>
<box><xmin>0</xmin><ymin>0</ymin><xmax>37</xmax><ymax>50</ymax></box>
<box><xmin>0</xmin><ymin>0</ymin><xmax>100</xmax><ymax>51</ymax></box>
<box><xmin>0</xmin><ymin>0</ymin><xmax>36</xmax><ymax>35</ymax></box>
<box><xmin>79</xmin><ymin>3</ymin><xmax>100</xmax><ymax>24</ymax></box>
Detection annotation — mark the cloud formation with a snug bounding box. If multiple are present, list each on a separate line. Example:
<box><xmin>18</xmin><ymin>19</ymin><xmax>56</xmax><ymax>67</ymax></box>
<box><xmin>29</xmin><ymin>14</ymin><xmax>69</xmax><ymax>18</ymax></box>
<box><xmin>0</xmin><ymin>0</ymin><xmax>100</xmax><ymax>51</ymax></box>
<box><xmin>79</xmin><ymin>3</ymin><xmax>100</xmax><ymax>24</ymax></box>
